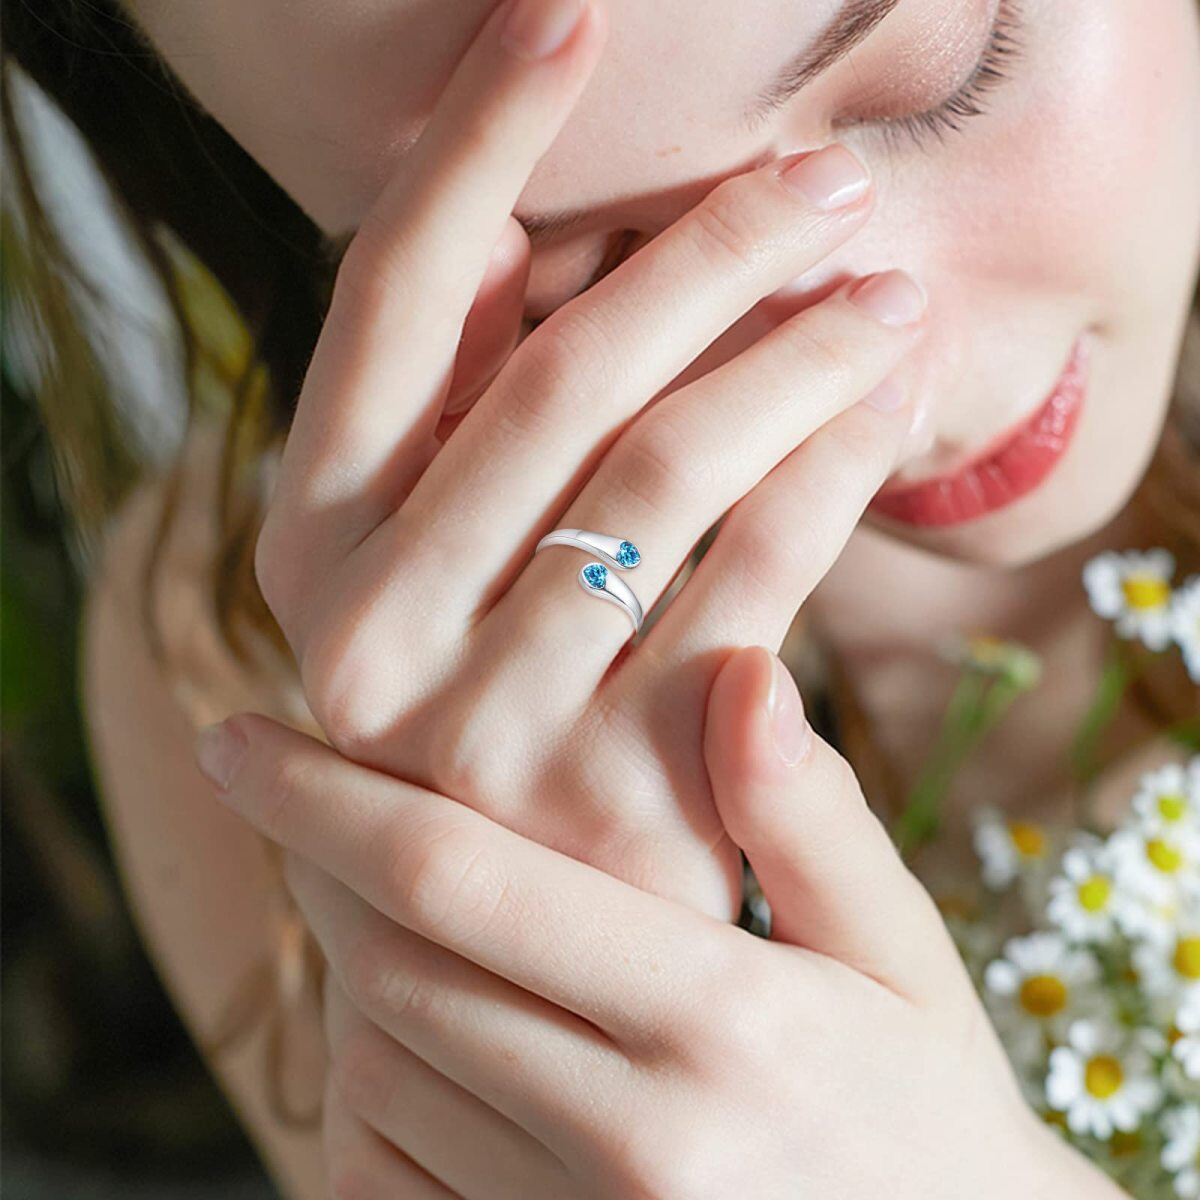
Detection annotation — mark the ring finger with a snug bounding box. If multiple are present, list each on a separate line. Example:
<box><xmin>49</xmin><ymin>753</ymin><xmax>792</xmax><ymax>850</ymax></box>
<box><xmin>324</xmin><ymin>977</ymin><xmax>573</xmax><ymax>1200</ymax></box>
<box><xmin>489</xmin><ymin>269</ymin><xmax>925</xmax><ymax>674</ymax></box>
<box><xmin>288</xmin><ymin>854</ymin><xmax>629</xmax><ymax>1148</ymax></box>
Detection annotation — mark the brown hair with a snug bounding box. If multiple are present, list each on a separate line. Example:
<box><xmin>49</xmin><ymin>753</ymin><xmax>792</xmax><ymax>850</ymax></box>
<box><xmin>4</xmin><ymin>0</ymin><xmax>1199</xmax><ymax>1127</ymax></box>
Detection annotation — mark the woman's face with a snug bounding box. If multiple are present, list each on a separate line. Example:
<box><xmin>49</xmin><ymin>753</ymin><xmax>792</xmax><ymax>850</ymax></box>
<box><xmin>130</xmin><ymin>0</ymin><xmax>1200</xmax><ymax>565</ymax></box>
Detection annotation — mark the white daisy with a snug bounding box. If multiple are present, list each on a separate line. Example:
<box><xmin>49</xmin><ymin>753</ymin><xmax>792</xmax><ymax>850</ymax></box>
<box><xmin>1163</xmin><ymin>1105</ymin><xmax>1200</xmax><ymax>1198</ymax></box>
<box><xmin>1110</xmin><ymin>821</ymin><xmax>1200</xmax><ymax>909</ymax></box>
<box><xmin>985</xmin><ymin>933</ymin><xmax>1103</xmax><ymax>1066</ymax></box>
<box><xmin>1174</xmin><ymin>996</ymin><xmax>1200</xmax><ymax>1082</ymax></box>
<box><xmin>1045</xmin><ymin>1019</ymin><xmax>1163</xmax><ymax>1140</ymax></box>
<box><xmin>974</xmin><ymin>808</ymin><xmax>1051</xmax><ymax>891</ymax></box>
<box><xmin>1133</xmin><ymin>762</ymin><xmax>1200</xmax><ymax>835</ymax></box>
<box><xmin>1084</xmin><ymin>548</ymin><xmax>1176</xmax><ymax>650</ymax></box>
<box><xmin>1046</xmin><ymin>843</ymin><xmax>1132</xmax><ymax>945</ymax></box>
<box><xmin>1132</xmin><ymin>915</ymin><xmax>1200</xmax><ymax>1007</ymax></box>
<box><xmin>1171</xmin><ymin>578</ymin><xmax>1200</xmax><ymax>684</ymax></box>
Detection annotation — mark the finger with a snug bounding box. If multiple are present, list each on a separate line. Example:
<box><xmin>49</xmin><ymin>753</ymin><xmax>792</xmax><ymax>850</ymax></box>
<box><xmin>441</xmin><ymin>217</ymin><xmax>532</xmax><ymax>422</ymax></box>
<box><xmin>703</xmin><ymin>646</ymin><xmax>970</xmax><ymax>1005</ymax></box>
<box><xmin>196</xmin><ymin>713</ymin><xmax>720</xmax><ymax>1042</ymax></box>
<box><xmin>645</xmin><ymin>378</ymin><xmax>914</xmax><ymax>661</ymax></box>
<box><xmin>324</xmin><ymin>1080</ymin><xmax>461</xmax><ymax>1200</ymax></box>
<box><xmin>324</xmin><ymin>978</ymin><xmax>573</xmax><ymax>1200</ymax></box>
<box><xmin>493</xmin><ymin>270</ymin><xmax>924</xmax><ymax>668</ymax></box>
<box><xmin>303</xmin><ymin>866</ymin><xmax>611</xmax><ymax>1162</ymax></box>
<box><xmin>263</xmin><ymin>0</ymin><xmax>605</xmax><ymax>584</ymax></box>
<box><xmin>394</xmin><ymin>144</ymin><xmax>875</xmax><ymax>598</ymax></box>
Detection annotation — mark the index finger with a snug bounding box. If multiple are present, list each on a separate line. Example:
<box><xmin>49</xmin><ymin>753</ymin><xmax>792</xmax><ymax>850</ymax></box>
<box><xmin>197</xmin><ymin>711</ymin><xmax>725</xmax><ymax>1041</ymax></box>
<box><xmin>268</xmin><ymin>0</ymin><xmax>607</xmax><ymax>574</ymax></box>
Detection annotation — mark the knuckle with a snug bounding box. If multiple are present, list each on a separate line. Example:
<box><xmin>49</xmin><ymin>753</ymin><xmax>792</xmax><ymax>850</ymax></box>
<box><xmin>774</xmin><ymin>315</ymin><xmax>852</xmax><ymax>386</ymax></box>
<box><xmin>685</xmin><ymin>181</ymin><xmax>768</xmax><ymax>276</ymax></box>
<box><xmin>299</xmin><ymin>622</ymin><xmax>392</xmax><ymax>756</ymax></box>
<box><xmin>819</xmin><ymin>413</ymin><xmax>891</xmax><ymax>473</ymax></box>
<box><xmin>721</xmin><ymin>501</ymin><xmax>806</xmax><ymax>594</ymax></box>
<box><xmin>333</xmin><ymin>215</ymin><xmax>423</xmax><ymax>324</ymax></box>
<box><xmin>341</xmin><ymin>929</ymin><xmax>404</xmax><ymax>1015</ymax></box>
<box><xmin>499</xmin><ymin>309</ymin><xmax>616</xmax><ymax>431</ymax></box>
<box><xmin>653</xmin><ymin>935</ymin><xmax>752</xmax><ymax>1053</ymax></box>
<box><xmin>387</xmin><ymin>818</ymin><xmax>505</xmax><ymax>944</ymax></box>
<box><xmin>253</xmin><ymin>508</ymin><xmax>304</xmax><ymax>623</ymax></box>
<box><xmin>613</xmin><ymin>412</ymin><xmax>716</xmax><ymax>516</ymax></box>
<box><xmin>606</xmin><ymin>1119</ymin><xmax>726</xmax><ymax>1200</ymax></box>
<box><xmin>257</xmin><ymin>750</ymin><xmax>319</xmax><ymax>843</ymax></box>
<box><xmin>422</xmin><ymin>689</ymin><xmax>525</xmax><ymax>808</ymax></box>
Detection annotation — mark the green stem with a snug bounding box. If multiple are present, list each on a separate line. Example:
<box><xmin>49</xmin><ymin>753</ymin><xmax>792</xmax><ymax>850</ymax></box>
<box><xmin>893</xmin><ymin>671</ymin><xmax>1025</xmax><ymax>857</ymax></box>
<box><xmin>1070</xmin><ymin>639</ymin><xmax>1136</xmax><ymax>790</ymax></box>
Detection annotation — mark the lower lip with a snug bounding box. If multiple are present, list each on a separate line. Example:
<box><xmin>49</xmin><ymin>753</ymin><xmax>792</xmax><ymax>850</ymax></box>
<box><xmin>871</xmin><ymin>338</ymin><xmax>1089</xmax><ymax>528</ymax></box>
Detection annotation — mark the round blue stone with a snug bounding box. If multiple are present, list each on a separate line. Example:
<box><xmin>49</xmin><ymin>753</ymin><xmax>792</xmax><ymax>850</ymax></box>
<box><xmin>616</xmin><ymin>540</ymin><xmax>641</xmax><ymax>569</ymax></box>
<box><xmin>582</xmin><ymin>562</ymin><xmax>608</xmax><ymax>590</ymax></box>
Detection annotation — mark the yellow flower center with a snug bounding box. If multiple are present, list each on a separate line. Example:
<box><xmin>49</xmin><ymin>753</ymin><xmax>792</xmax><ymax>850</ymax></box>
<box><xmin>1077</xmin><ymin>875</ymin><xmax>1112</xmax><ymax>913</ymax></box>
<box><xmin>1147</xmin><ymin>837</ymin><xmax>1184</xmax><ymax>874</ymax></box>
<box><xmin>1019</xmin><ymin>974</ymin><xmax>1068</xmax><ymax>1018</ymax></box>
<box><xmin>1084</xmin><ymin>1055</ymin><xmax>1125</xmax><ymax>1100</ymax></box>
<box><xmin>1121</xmin><ymin>574</ymin><xmax>1170</xmax><ymax>611</ymax></box>
<box><xmin>1158</xmin><ymin>793</ymin><xmax>1189</xmax><ymax>823</ymax></box>
<box><xmin>1174</xmin><ymin>937</ymin><xmax>1200</xmax><ymax>980</ymax></box>
<box><xmin>1009</xmin><ymin>821</ymin><xmax>1046</xmax><ymax>859</ymax></box>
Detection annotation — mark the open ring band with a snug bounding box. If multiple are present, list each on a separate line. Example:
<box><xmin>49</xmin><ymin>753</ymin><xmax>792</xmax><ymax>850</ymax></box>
<box><xmin>534</xmin><ymin>529</ymin><xmax>641</xmax><ymax>571</ymax></box>
<box><xmin>535</xmin><ymin>528</ymin><xmax>644</xmax><ymax>634</ymax></box>
<box><xmin>577</xmin><ymin>562</ymin><xmax>644</xmax><ymax>633</ymax></box>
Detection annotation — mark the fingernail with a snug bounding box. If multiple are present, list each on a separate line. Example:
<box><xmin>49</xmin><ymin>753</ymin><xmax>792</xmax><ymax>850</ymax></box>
<box><xmin>767</xmin><ymin>655</ymin><xmax>812</xmax><ymax>767</ymax></box>
<box><xmin>195</xmin><ymin>719</ymin><xmax>248</xmax><ymax>791</ymax></box>
<box><xmin>861</xmin><ymin>376</ymin><xmax>907</xmax><ymax>413</ymax></box>
<box><xmin>848</xmin><ymin>270</ymin><xmax>926</xmax><ymax>326</ymax></box>
<box><xmin>780</xmin><ymin>144</ymin><xmax>870</xmax><ymax>210</ymax></box>
<box><xmin>500</xmin><ymin>0</ymin><xmax>586</xmax><ymax>61</ymax></box>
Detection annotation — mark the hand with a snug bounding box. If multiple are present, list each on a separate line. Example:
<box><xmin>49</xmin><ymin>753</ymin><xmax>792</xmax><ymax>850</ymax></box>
<box><xmin>195</xmin><ymin>656</ymin><xmax>1122</xmax><ymax>1199</ymax></box>
<box><xmin>251</xmin><ymin>0</ymin><xmax>927</xmax><ymax>919</ymax></box>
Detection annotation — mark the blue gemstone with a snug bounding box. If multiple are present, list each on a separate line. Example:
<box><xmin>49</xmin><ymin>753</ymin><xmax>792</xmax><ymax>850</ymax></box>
<box><xmin>616</xmin><ymin>540</ymin><xmax>641</xmax><ymax>569</ymax></box>
<box><xmin>582</xmin><ymin>562</ymin><xmax>608</xmax><ymax>590</ymax></box>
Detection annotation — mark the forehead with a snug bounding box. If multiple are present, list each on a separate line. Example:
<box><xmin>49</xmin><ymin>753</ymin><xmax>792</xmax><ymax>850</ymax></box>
<box><xmin>130</xmin><ymin>0</ymin><xmax>848</xmax><ymax>230</ymax></box>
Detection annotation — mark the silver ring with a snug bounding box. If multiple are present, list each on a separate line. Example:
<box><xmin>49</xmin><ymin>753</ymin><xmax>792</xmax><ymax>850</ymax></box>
<box><xmin>535</xmin><ymin>528</ymin><xmax>644</xmax><ymax>634</ymax></box>
<box><xmin>534</xmin><ymin>529</ymin><xmax>641</xmax><ymax>571</ymax></box>
<box><xmin>577</xmin><ymin>562</ymin><xmax>644</xmax><ymax>633</ymax></box>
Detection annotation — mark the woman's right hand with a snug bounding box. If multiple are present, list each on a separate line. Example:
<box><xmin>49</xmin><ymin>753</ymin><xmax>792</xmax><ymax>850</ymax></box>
<box><xmin>252</xmin><ymin>0</ymin><xmax>927</xmax><ymax>919</ymax></box>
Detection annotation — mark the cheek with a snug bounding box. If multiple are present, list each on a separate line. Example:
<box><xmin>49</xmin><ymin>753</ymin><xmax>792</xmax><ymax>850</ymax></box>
<box><xmin>1017</xmin><ymin>0</ymin><xmax>1200</xmax><ymax>307</ymax></box>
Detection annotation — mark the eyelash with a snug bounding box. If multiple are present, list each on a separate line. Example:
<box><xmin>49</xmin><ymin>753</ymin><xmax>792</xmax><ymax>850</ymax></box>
<box><xmin>853</xmin><ymin>0</ymin><xmax>1024</xmax><ymax>151</ymax></box>
<box><xmin>535</xmin><ymin>5</ymin><xmax>1025</xmax><ymax>314</ymax></box>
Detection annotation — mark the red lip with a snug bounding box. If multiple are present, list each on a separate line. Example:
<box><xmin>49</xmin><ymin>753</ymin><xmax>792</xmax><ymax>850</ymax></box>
<box><xmin>871</xmin><ymin>338</ymin><xmax>1088</xmax><ymax>528</ymax></box>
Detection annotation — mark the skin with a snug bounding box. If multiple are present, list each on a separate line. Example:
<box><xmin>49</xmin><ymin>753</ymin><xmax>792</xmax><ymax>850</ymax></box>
<box><xmin>89</xmin><ymin>0</ymin><xmax>1200</xmax><ymax>1194</ymax></box>
<box><xmin>130</xmin><ymin>0</ymin><xmax>1200</xmax><ymax>563</ymax></box>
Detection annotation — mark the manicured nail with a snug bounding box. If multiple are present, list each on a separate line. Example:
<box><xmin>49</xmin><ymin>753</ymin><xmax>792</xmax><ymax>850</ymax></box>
<box><xmin>861</xmin><ymin>377</ymin><xmax>907</xmax><ymax>413</ymax></box>
<box><xmin>767</xmin><ymin>655</ymin><xmax>812</xmax><ymax>767</ymax></box>
<box><xmin>500</xmin><ymin>0</ymin><xmax>586</xmax><ymax>61</ymax></box>
<box><xmin>848</xmin><ymin>270</ymin><xmax>926</xmax><ymax>326</ymax></box>
<box><xmin>781</xmin><ymin>144</ymin><xmax>870</xmax><ymax>210</ymax></box>
<box><xmin>195</xmin><ymin>719</ymin><xmax>248</xmax><ymax>791</ymax></box>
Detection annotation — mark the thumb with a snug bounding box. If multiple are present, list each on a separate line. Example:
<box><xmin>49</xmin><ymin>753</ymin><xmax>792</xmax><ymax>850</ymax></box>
<box><xmin>704</xmin><ymin>646</ymin><xmax>963</xmax><ymax>1003</ymax></box>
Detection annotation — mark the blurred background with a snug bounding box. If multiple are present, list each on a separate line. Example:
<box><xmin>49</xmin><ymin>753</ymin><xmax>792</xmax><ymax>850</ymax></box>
<box><xmin>1</xmin><ymin>23</ymin><xmax>281</xmax><ymax>1194</ymax></box>
<box><xmin>1</xmin><ymin>337</ymin><xmax>278</xmax><ymax>1199</ymax></box>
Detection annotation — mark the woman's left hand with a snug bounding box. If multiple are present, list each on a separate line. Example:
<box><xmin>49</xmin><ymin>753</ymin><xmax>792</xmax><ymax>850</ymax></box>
<box><xmin>197</xmin><ymin>651</ymin><xmax>1120</xmax><ymax>1199</ymax></box>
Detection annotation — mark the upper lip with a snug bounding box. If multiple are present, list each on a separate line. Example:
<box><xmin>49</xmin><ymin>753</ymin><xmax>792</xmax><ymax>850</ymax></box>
<box><xmin>879</xmin><ymin>334</ymin><xmax>1091</xmax><ymax>496</ymax></box>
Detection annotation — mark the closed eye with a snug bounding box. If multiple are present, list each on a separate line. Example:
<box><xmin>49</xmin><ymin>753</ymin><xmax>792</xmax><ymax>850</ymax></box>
<box><xmin>844</xmin><ymin>0</ymin><xmax>1024</xmax><ymax>151</ymax></box>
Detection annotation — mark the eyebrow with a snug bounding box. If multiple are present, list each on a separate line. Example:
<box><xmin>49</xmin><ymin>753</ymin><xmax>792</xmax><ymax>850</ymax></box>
<box><xmin>515</xmin><ymin>0</ymin><xmax>904</xmax><ymax>243</ymax></box>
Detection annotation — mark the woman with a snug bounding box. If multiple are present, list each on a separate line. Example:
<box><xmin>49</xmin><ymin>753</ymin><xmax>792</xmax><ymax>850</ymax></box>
<box><xmin>6</xmin><ymin>0</ymin><xmax>1200</xmax><ymax>1194</ymax></box>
